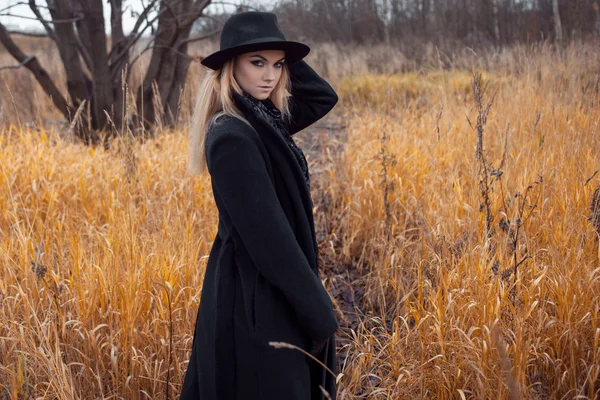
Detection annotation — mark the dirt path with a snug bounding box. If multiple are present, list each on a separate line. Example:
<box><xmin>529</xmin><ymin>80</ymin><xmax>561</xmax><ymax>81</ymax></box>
<box><xmin>295</xmin><ymin>110</ymin><xmax>370</xmax><ymax>370</ymax></box>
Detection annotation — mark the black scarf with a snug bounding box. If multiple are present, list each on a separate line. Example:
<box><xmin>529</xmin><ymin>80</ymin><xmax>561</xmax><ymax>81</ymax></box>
<box><xmin>241</xmin><ymin>89</ymin><xmax>311</xmax><ymax>191</ymax></box>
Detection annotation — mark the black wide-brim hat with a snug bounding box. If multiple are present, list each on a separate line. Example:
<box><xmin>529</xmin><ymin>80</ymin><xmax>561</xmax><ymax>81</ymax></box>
<box><xmin>201</xmin><ymin>11</ymin><xmax>310</xmax><ymax>71</ymax></box>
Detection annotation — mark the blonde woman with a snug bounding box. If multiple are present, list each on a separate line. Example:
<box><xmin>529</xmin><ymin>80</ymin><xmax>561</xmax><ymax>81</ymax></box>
<box><xmin>183</xmin><ymin>11</ymin><xmax>339</xmax><ymax>400</ymax></box>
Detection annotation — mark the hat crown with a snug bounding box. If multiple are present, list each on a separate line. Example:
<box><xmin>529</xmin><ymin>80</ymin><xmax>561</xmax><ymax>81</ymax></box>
<box><xmin>220</xmin><ymin>12</ymin><xmax>286</xmax><ymax>50</ymax></box>
<box><xmin>201</xmin><ymin>11</ymin><xmax>309</xmax><ymax>70</ymax></box>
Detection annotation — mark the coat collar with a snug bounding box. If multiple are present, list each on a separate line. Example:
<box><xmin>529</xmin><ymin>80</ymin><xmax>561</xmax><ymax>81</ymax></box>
<box><xmin>231</xmin><ymin>88</ymin><xmax>311</xmax><ymax>202</ymax></box>
<box><xmin>240</xmin><ymin>88</ymin><xmax>312</xmax><ymax>192</ymax></box>
<box><xmin>230</xmin><ymin>88</ymin><xmax>321</xmax><ymax>276</ymax></box>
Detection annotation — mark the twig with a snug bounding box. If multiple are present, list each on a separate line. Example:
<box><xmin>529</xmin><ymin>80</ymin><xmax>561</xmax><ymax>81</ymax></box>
<box><xmin>67</xmin><ymin>99</ymin><xmax>87</xmax><ymax>141</ymax></box>
<box><xmin>180</xmin><ymin>29</ymin><xmax>220</xmax><ymax>45</ymax></box>
<box><xmin>28</xmin><ymin>0</ymin><xmax>56</xmax><ymax>41</ymax></box>
<box><xmin>0</xmin><ymin>12</ymin><xmax>83</xmax><ymax>24</ymax></box>
<box><xmin>128</xmin><ymin>0</ymin><xmax>160</xmax><ymax>39</ymax></box>
<box><xmin>435</xmin><ymin>103</ymin><xmax>443</xmax><ymax>141</ymax></box>
<box><xmin>498</xmin><ymin>123</ymin><xmax>510</xmax><ymax>172</ymax></box>
<box><xmin>0</xmin><ymin>55</ymin><xmax>34</xmax><ymax>71</ymax></box>
<box><xmin>1</xmin><ymin>2</ymin><xmax>50</xmax><ymax>13</ymax></box>
<box><xmin>513</xmin><ymin>254</ymin><xmax>531</xmax><ymax>270</ymax></box>
<box><xmin>585</xmin><ymin>169</ymin><xmax>600</xmax><ymax>186</ymax></box>
<box><xmin>7</xmin><ymin>30</ymin><xmax>47</xmax><ymax>37</ymax></box>
<box><xmin>269</xmin><ymin>341</ymin><xmax>337</xmax><ymax>378</ymax></box>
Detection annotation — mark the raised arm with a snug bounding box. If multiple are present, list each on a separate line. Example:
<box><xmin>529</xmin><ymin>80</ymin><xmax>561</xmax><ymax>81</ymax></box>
<box><xmin>206</xmin><ymin>122</ymin><xmax>339</xmax><ymax>341</ymax></box>
<box><xmin>285</xmin><ymin>59</ymin><xmax>339</xmax><ymax>135</ymax></box>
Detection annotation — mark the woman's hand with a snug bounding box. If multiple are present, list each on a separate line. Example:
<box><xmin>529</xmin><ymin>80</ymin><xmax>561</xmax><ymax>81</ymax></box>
<box><xmin>309</xmin><ymin>337</ymin><xmax>328</xmax><ymax>357</ymax></box>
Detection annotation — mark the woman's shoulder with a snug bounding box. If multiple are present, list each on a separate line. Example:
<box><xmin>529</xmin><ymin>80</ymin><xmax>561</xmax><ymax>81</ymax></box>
<box><xmin>208</xmin><ymin>114</ymin><xmax>255</xmax><ymax>138</ymax></box>
<box><xmin>205</xmin><ymin>114</ymin><xmax>262</xmax><ymax>154</ymax></box>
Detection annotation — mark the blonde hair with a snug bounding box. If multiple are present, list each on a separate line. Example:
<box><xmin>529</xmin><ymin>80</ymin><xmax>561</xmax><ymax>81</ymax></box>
<box><xmin>187</xmin><ymin>54</ymin><xmax>292</xmax><ymax>176</ymax></box>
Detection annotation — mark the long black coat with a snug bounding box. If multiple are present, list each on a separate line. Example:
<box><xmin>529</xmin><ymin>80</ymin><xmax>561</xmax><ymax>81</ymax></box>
<box><xmin>180</xmin><ymin>59</ymin><xmax>340</xmax><ymax>400</ymax></box>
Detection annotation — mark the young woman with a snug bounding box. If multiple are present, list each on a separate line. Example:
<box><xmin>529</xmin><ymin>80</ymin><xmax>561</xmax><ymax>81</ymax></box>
<box><xmin>182</xmin><ymin>11</ymin><xmax>340</xmax><ymax>400</ymax></box>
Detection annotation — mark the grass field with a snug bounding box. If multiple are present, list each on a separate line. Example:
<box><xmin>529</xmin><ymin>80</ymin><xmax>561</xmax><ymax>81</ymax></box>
<box><xmin>1</xmin><ymin>40</ymin><xmax>599</xmax><ymax>399</ymax></box>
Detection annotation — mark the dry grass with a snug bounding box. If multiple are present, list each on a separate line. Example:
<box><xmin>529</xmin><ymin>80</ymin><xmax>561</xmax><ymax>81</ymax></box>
<box><xmin>322</xmin><ymin>40</ymin><xmax>600</xmax><ymax>399</ymax></box>
<box><xmin>0</xmin><ymin>39</ymin><xmax>599</xmax><ymax>398</ymax></box>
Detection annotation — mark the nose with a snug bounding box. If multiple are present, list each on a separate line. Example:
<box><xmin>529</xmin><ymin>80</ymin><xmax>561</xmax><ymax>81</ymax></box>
<box><xmin>264</xmin><ymin>66</ymin><xmax>276</xmax><ymax>81</ymax></box>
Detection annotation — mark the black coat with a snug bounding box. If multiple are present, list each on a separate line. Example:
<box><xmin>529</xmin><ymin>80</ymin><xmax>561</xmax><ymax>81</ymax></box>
<box><xmin>181</xmin><ymin>59</ymin><xmax>340</xmax><ymax>400</ymax></box>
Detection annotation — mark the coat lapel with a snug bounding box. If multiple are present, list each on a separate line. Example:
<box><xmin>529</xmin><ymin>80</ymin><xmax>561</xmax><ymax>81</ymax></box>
<box><xmin>231</xmin><ymin>89</ymin><xmax>321</xmax><ymax>276</ymax></box>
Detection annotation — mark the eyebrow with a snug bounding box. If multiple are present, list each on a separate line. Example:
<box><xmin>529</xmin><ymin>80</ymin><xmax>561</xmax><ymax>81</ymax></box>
<box><xmin>249</xmin><ymin>54</ymin><xmax>286</xmax><ymax>62</ymax></box>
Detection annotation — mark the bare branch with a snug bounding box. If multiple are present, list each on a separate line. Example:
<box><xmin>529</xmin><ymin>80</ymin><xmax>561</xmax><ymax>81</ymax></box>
<box><xmin>0</xmin><ymin>22</ymin><xmax>72</xmax><ymax>119</ymax></box>
<box><xmin>125</xmin><ymin>26</ymin><xmax>211</xmax><ymax>81</ymax></box>
<box><xmin>0</xmin><ymin>12</ymin><xmax>83</xmax><ymax>24</ymax></box>
<box><xmin>0</xmin><ymin>2</ymin><xmax>50</xmax><ymax>13</ymax></box>
<box><xmin>125</xmin><ymin>38</ymin><xmax>155</xmax><ymax>73</ymax></box>
<box><xmin>0</xmin><ymin>2</ymin><xmax>30</xmax><ymax>13</ymax></box>
<box><xmin>129</xmin><ymin>43</ymin><xmax>198</xmax><ymax>70</ymax></box>
<box><xmin>108</xmin><ymin>0</ymin><xmax>181</xmax><ymax>63</ymax></box>
<box><xmin>7</xmin><ymin>30</ymin><xmax>48</xmax><ymax>37</ymax></box>
<box><xmin>181</xmin><ymin>28</ymin><xmax>220</xmax><ymax>45</ymax></box>
<box><xmin>74</xmin><ymin>29</ymin><xmax>93</xmax><ymax>72</ymax></box>
<box><xmin>129</xmin><ymin>0</ymin><xmax>159</xmax><ymax>39</ymax></box>
<box><xmin>182</xmin><ymin>0</ymin><xmax>213</xmax><ymax>28</ymax></box>
<box><xmin>69</xmin><ymin>0</ymin><xmax>93</xmax><ymax>72</ymax></box>
<box><xmin>108</xmin><ymin>5</ymin><xmax>169</xmax><ymax>71</ymax></box>
<box><xmin>162</xmin><ymin>0</ymin><xmax>181</xmax><ymax>31</ymax></box>
<box><xmin>123</xmin><ymin>27</ymin><xmax>217</xmax><ymax>80</ymax></box>
<box><xmin>0</xmin><ymin>55</ymin><xmax>34</xmax><ymax>71</ymax></box>
<box><xmin>29</xmin><ymin>0</ymin><xmax>56</xmax><ymax>41</ymax></box>
<box><xmin>209</xmin><ymin>1</ymin><xmax>261</xmax><ymax>10</ymax></box>
<box><xmin>585</xmin><ymin>170</ymin><xmax>600</xmax><ymax>186</ymax></box>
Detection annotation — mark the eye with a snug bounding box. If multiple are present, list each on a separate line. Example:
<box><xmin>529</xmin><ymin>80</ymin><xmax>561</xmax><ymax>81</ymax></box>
<box><xmin>251</xmin><ymin>60</ymin><xmax>285</xmax><ymax>68</ymax></box>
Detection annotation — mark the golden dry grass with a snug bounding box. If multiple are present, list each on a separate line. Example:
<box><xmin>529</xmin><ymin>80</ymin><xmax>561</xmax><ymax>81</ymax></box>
<box><xmin>0</xmin><ymin>40</ymin><xmax>599</xmax><ymax>399</ymax></box>
<box><xmin>323</xmin><ymin>41</ymin><xmax>600</xmax><ymax>399</ymax></box>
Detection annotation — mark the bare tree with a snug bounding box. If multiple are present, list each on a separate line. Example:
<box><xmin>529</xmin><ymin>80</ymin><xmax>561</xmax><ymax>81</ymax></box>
<box><xmin>552</xmin><ymin>0</ymin><xmax>563</xmax><ymax>41</ymax></box>
<box><xmin>0</xmin><ymin>0</ymin><xmax>214</xmax><ymax>144</ymax></box>
<box><xmin>271</xmin><ymin>0</ymin><xmax>598</xmax><ymax>47</ymax></box>
<box><xmin>492</xmin><ymin>0</ymin><xmax>500</xmax><ymax>42</ymax></box>
<box><xmin>596</xmin><ymin>2</ymin><xmax>600</xmax><ymax>38</ymax></box>
<box><xmin>382</xmin><ymin>0</ymin><xmax>390</xmax><ymax>45</ymax></box>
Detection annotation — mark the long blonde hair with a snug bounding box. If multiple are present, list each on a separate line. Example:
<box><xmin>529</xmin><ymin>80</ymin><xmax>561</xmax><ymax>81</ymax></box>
<box><xmin>187</xmin><ymin>54</ymin><xmax>292</xmax><ymax>176</ymax></box>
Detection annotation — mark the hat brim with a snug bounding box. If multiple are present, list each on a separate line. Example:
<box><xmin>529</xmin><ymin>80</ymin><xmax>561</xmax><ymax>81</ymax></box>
<box><xmin>200</xmin><ymin>38</ymin><xmax>310</xmax><ymax>70</ymax></box>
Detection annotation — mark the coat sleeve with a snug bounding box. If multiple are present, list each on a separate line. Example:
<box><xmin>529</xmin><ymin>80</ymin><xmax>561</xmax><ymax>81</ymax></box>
<box><xmin>285</xmin><ymin>59</ymin><xmax>339</xmax><ymax>135</ymax></box>
<box><xmin>206</xmin><ymin>126</ymin><xmax>339</xmax><ymax>341</ymax></box>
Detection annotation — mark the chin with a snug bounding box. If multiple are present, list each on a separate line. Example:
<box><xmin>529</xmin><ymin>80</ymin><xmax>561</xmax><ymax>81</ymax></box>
<box><xmin>255</xmin><ymin>91</ymin><xmax>270</xmax><ymax>99</ymax></box>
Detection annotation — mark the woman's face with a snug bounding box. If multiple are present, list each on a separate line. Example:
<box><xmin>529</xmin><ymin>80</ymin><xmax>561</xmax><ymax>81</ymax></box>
<box><xmin>233</xmin><ymin>49</ymin><xmax>286</xmax><ymax>100</ymax></box>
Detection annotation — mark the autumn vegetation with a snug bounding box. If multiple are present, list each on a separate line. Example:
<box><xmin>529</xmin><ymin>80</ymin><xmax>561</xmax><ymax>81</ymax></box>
<box><xmin>1</xmin><ymin>36</ymin><xmax>600</xmax><ymax>399</ymax></box>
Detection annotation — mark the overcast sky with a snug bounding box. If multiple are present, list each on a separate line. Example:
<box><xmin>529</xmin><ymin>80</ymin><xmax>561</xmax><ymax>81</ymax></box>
<box><xmin>0</xmin><ymin>0</ymin><xmax>275</xmax><ymax>34</ymax></box>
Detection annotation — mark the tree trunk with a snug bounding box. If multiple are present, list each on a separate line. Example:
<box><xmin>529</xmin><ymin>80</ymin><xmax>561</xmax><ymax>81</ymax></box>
<box><xmin>552</xmin><ymin>0</ymin><xmax>563</xmax><ymax>42</ymax></box>
<box><xmin>165</xmin><ymin>40</ymin><xmax>192</xmax><ymax>126</ymax></box>
<box><xmin>137</xmin><ymin>0</ymin><xmax>183</xmax><ymax>130</ymax></box>
<box><xmin>421</xmin><ymin>0</ymin><xmax>429</xmax><ymax>36</ymax></box>
<box><xmin>594</xmin><ymin>1</ymin><xmax>600</xmax><ymax>39</ymax></box>
<box><xmin>382</xmin><ymin>0</ymin><xmax>390</xmax><ymax>45</ymax></box>
<box><xmin>137</xmin><ymin>0</ymin><xmax>210</xmax><ymax>131</ymax></box>
<box><xmin>48</xmin><ymin>0</ymin><xmax>91</xmax><ymax>106</ymax></box>
<box><xmin>492</xmin><ymin>0</ymin><xmax>500</xmax><ymax>43</ymax></box>
<box><xmin>109</xmin><ymin>0</ymin><xmax>127</xmax><ymax>132</ymax></box>
<box><xmin>83</xmin><ymin>0</ymin><xmax>113</xmax><ymax>131</ymax></box>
